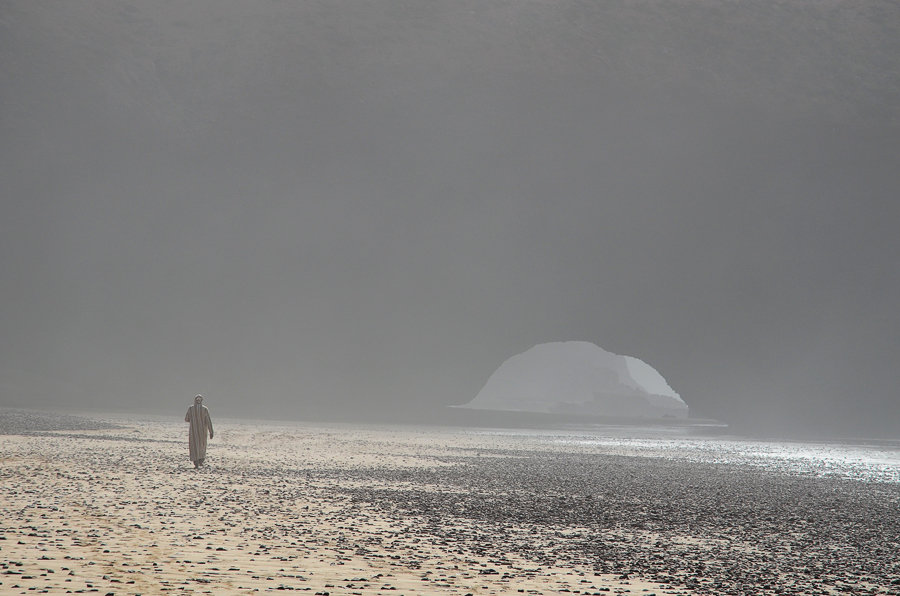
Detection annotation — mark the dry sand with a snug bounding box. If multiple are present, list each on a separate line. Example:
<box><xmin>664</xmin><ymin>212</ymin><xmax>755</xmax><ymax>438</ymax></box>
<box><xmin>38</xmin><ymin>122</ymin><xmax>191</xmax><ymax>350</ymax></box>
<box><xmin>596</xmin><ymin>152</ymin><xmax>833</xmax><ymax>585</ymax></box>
<box><xmin>2</xmin><ymin>410</ymin><xmax>898</xmax><ymax>595</ymax></box>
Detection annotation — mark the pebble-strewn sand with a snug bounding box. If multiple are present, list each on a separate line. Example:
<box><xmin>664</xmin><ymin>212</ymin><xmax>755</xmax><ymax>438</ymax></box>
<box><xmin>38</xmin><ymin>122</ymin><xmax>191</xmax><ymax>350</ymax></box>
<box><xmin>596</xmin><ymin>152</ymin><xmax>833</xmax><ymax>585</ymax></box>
<box><xmin>2</xmin><ymin>410</ymin><xmax>898</xmax><ymax>595</ymax></box>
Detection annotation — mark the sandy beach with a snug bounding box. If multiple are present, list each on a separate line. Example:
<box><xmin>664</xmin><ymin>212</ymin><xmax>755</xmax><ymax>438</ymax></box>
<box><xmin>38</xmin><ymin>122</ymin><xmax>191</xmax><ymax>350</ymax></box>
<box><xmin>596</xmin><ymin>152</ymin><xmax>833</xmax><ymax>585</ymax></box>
<box><xmin>2</xmin><ymin>410</ymin><xmax>898</xmax><ymax>595</ymax></box>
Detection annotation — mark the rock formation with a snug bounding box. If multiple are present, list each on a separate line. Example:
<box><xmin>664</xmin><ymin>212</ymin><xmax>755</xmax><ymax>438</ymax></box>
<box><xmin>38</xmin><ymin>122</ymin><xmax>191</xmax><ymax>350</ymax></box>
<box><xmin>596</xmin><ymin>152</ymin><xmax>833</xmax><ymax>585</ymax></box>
<box><xmin>465</xmin><ymin>341</ymin><xmax>688</xmax><ymax>418</ymax></box>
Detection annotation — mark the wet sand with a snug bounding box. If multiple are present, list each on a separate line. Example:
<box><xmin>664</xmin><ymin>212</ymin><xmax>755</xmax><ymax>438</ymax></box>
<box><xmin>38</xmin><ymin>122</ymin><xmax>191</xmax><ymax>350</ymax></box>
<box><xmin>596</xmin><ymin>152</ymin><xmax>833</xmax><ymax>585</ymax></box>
<box><xmin>1</xmin><ymin>410</ymin><xmax>898</xmax><ymax>595</ymax></box>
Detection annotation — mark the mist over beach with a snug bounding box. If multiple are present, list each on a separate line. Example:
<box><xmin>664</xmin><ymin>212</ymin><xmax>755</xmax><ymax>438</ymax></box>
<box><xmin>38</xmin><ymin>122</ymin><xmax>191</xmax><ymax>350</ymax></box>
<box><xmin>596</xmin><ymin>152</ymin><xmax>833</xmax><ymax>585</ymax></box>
<box><xmin>2</xmin><ymin>0</ymin><xmax>899</xmax><ymax>438</ymax></box>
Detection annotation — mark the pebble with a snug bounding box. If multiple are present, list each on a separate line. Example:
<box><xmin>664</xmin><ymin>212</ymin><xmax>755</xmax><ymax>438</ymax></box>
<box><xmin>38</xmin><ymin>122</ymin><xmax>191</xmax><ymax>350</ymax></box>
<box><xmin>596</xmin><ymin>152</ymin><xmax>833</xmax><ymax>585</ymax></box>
<box><xmin>1</xmin><ymin>411</ymin><xmax>897</xmax><ymax>595</ymax></box>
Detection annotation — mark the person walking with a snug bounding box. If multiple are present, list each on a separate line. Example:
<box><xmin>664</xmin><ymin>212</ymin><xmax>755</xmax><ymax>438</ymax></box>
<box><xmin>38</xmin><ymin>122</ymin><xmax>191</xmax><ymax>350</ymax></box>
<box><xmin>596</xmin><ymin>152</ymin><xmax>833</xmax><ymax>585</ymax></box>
<box><xmin>185</xmin><ymin>394</ymin><xmax>214</xmax><ymax>468</ymax></box>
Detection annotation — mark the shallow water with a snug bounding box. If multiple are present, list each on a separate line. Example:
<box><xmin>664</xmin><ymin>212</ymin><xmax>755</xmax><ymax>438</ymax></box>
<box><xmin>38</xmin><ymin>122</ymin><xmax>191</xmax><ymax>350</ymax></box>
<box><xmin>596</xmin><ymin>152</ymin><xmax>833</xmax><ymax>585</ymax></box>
<box><xmin>147</xmin><ymin>412</ymin><xmax>900</xmax><ymax>484</ymax></box>
<box><xmin>8</xmin><ymin>408</ymin><xmax>897</xmax><ymax>484</ymax></box>
<box><xmin>487</xmin><ymin>428</ymin><xmax>900</xmax><ymax>483</ymax></box>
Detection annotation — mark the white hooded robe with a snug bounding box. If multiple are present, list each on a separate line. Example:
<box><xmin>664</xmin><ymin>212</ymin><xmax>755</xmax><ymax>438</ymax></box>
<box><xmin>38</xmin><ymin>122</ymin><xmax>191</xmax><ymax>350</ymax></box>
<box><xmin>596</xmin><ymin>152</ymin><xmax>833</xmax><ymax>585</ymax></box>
<box><xmin>185</xmin><ymin>403</ymin><xmax>213</xmax><ymax>462</ymax></box>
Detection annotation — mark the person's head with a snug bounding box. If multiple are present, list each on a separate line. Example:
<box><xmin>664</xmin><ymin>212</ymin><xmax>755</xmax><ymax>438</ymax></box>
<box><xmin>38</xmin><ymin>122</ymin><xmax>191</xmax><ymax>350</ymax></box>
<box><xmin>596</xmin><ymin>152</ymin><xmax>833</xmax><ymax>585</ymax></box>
<box><xmin>195</xmin><ymin>394</ymin><xmax>203</xmax><ymax>405</ymax></box>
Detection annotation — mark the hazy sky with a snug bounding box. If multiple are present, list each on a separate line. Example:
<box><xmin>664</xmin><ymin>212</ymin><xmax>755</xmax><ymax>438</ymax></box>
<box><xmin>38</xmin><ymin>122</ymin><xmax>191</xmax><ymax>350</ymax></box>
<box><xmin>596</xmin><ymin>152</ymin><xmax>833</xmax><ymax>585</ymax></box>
<box><xmin>2</xmin><ymin>0</ymin><xmax>899</xmax><ymax>437</ymax></box>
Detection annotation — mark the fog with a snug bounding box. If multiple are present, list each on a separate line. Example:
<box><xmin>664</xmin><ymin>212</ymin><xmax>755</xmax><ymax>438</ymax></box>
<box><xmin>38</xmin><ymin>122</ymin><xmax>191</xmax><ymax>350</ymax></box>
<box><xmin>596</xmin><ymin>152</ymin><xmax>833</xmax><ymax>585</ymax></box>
<box><xmin>1</xmin><ymin>1</ymin><xmax>898</xmax><ymax>437</ymax></box>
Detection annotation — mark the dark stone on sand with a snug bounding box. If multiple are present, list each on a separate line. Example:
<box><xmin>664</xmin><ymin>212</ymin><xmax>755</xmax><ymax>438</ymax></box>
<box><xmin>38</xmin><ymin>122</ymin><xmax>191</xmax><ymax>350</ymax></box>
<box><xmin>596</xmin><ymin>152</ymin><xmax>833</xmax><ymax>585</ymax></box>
<box><xmin>330</xmin><ymin>449</ymin><xmax>900</xmax><ymax>595</ymax></box>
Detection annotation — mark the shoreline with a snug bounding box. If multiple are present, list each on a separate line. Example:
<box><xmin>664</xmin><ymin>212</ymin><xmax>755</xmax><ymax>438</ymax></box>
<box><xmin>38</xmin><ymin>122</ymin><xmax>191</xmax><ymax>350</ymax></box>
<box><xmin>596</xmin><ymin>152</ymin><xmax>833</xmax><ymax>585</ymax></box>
<box><xmin>5</xmin><ymin>403</ymin><xmax>898</xmax><ymax>446</ymax></box>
